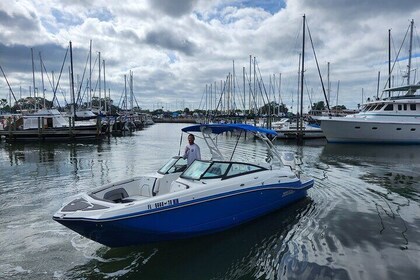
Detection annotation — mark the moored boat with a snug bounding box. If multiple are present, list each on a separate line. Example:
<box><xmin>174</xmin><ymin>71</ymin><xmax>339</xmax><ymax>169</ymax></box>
<box><xmin>53</xmin><ymin>123</ymin><xmax>314</xmax><ymax>247</ymax></box>
<box><xmin>320</xmin><ymin>20</ymin><xmax>420</xmax><ymax>144</ymax></box>
<box><xmin>273</xmin><ymin>118</ymin><xmax>324</xmax><ymax>139</ymax></box>
<box><xmin>320</xmin><ymin>85</ymin><xmax>420</xmax><ymax>144</ymax></box>
<box><xmin>0</xmin><ymin>109</ymin><xmax>102</xmax><ymax>141</ymax></box>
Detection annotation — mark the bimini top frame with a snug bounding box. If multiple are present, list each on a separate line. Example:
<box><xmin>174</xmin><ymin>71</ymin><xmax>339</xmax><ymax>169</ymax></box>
<box><xmin>182</xmin><ymin>124</ymin><xmax>283</xmax><ymax>166</ymax></box>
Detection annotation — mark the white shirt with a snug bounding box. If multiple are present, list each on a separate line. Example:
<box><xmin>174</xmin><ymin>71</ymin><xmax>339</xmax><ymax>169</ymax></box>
<box><xmin>183</xmin><ymin>143</ymin><xmax>201</xmax><ymax>166</ymax></box>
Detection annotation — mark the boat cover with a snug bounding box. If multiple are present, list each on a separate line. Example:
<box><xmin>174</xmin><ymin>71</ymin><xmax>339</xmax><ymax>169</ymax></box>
<box><xmin>182</xmin><ymin>123</ymin><xmax>277</xmax><ymax>136</ymax></box>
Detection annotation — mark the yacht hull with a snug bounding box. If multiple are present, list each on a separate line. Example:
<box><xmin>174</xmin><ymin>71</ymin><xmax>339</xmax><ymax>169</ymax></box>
<box><xmin>321</xmin><ymin>117</ymin><xmax>420</xmax><ymax>144</ymax></box>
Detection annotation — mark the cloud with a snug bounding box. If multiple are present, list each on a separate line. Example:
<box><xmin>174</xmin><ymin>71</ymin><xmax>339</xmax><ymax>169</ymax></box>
<box><xmin>1</xmin><ymin>0</ymin><xmax>420</xmax><ymax>111</ymax></box>
<box><xmin>148</xmin><ymin>0</ymin><xmax>198</xmax><ymax>18</ymax></box>
<box><xmin>145</xmin><ymin>28</ymin><xmax>197</xmax><ymax>56</ymax></box>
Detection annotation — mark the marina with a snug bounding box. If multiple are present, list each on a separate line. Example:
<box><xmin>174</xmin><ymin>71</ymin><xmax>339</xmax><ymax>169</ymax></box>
<box><xmin>1</xmin><ymin>123</ymin><xmax>419</xmax><ymax>279</ymax></box>
<box><xmin>1</xmin><ymin>2</ymin><xmax>420</xmax><ymax>279</ymax></box>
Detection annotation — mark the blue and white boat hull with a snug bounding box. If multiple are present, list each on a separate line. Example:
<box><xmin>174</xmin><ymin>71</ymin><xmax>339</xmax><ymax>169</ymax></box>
<box><xmin>53</xmin><ymin>124</ymin><xmax>316</xmax><ymax>247</ymax></box>
<box><xmin>54</xmin><ymin>179</ymin><xmax>313</xmax><ymax>247</ymax></box>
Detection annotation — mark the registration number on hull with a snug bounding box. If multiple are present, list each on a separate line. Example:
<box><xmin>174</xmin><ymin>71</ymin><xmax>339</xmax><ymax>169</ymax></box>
<box><xmin>148</xmin><ymin>198</ymin><xmax>180</xmax><ymax>210</ymax></box>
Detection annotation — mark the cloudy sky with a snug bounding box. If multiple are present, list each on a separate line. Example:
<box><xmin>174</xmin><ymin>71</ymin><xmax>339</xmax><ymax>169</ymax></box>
<box><xmin>1</xmin><ymin>0</ymin><xmax>420</xmax><ymax>112</ymax></box>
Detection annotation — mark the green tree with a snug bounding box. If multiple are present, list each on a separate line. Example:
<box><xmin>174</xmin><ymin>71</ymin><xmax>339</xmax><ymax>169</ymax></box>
<box><xmin>12</xmin><ymin>97</ymin><xmax>53</xmax><ymax>111</ymax></box>
<box><xmin>0</xmin><ymin>99</ymin><xmax>7</xmax><ymax>108</ymax></box>
<box><xmin>311</xmin><ymin>101</ymin><xmax>325</xmax><ymax>111</ymax></box>
<box><xmin>0</xmin><ymin>99</ymin><xmax>11</xmax><ymax>113</ymax></box>
<box><xmin>331</xmin><ymin>105</ymin><xmax>347</xmax><ymax>111</ymax></box>
<box><xmin>259</xmin><ymin>101</ymin><xmax>288</xmax><ymax>115</ymax></box>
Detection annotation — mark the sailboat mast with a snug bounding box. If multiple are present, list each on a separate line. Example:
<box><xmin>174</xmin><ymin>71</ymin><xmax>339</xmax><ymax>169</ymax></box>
<box><xmin>249</xmin><ymin>55</ymin><xmax>252</xmax><ymax>114</ymax></box>
<box><xmin>103</xmin><ymin>59</ymin><xmax>107</xmax><ymax>113</ymax></box>
<box><xmin>298</xmin><ymin>14</ymin><xmax>306</xmax><ymax>143</ymax></box>
<box><xmin>98</xmin><ymin>52</ymin><xmax>101</xmax><ymax>112</ymax></box>
<box><xmin>124</xmin><ymin>74</ymin><xmax>127</xmax><ymax>111</ymax></box>
<box><xmin>39</xmin><ymin>52</ymin><xmax>46</xmax><ymax>108</ymax></box>
<box><xmin>69</xmin><ymin>41</ymin><xmax>76</xmax><ymax>118</ymax></box>
<box><xmin>130</xmin><ymin>71</ymin><xmax>134</xmax><ymax>112</ymax></box>
<box><xmin>31</xmin><ymin>48</ymin><xmax>37</xmax><ymax>110</ymax></box>
<box><xmin>278</xmin><ymin>73</ymin><xmax>281</xmax><ymax>115</ymax></box>
<box><xmin>243</xmin><ymin>66</ymin><xmax>246</xmax><ymax>113</ymax></box>
<box><xmin>407</xmin><ymin>19</ymin><xmax>414</xmax><ymax>85</ymax></box>
<box><xmin>388</xmin><ymin>29</ymin><xmax>391</xmax><ymax>92</ymax></box>
<box><xmin>327</xmin><ymin>62</ymin><xmax>330</xmax><ymax>105</ymax></box>
<box><xmin>89</xmin><ymin>40</ymin><xmax>92</xmax><ymax>109</ymax></box>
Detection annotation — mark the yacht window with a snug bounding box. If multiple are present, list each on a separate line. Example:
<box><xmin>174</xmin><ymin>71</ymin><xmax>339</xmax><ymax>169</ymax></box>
<box><xmin>404</xmin><ymin>104</ymin><xmax>407</xmax><ymax>110</ymax></box>
<box><xmin>47</xmin><ymin>118</ymin><xmax>53</xmax><ymax>128</ymax></box>
<box><xmin>355</xmin><ymin>126</ymin><xmax>361</xmax><ymax>129</ymax></box>
<box><xmin>396</xmin><ymin>128</ymin><xmax>402</xmax><ymax>131</ymax></box>
<box><xmin>398</xmin><ymin>104</ymin><xmax>402</xmax><ymax>110</ymax></box>
<box><xmin>384</xmin><ymin>104</ymin><xmax>393</xmax><ymax>111</ymax></box>
<box><xmin>374</xmin><ymin>104</ymin><xmax>385</xmax><ymax>111</ymax></box>
<box><xmin>372</xmin><ymin>127</ymin><xmax>378</xmax><ymax>130</ymax></box>
<box><xmin>226</xmin><ymin>163</ymin><xmax>264</xmax><ymax>177</ymax></box>
<box><xmin>411</xmin><ymin>128</ymin><xmax>416</xmax><ymax>131</ymax></box>
<box><xmin>410</xmin><ymin>104</ymin><xmax>416</xmax><ymax>110</ymax></box>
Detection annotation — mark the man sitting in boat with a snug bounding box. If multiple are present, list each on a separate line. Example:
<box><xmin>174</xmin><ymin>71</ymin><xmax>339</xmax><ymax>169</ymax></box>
<box><xmin>183</xmin><ymin>134</ymin><xmax>201</xmax><ymax>166</ymax></box>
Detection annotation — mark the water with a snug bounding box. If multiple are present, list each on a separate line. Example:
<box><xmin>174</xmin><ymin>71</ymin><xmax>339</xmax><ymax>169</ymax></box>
<box><xmin>0</xmin><ymin>123</ymin><xmax>419</xmax><ymax>279</ymax></box>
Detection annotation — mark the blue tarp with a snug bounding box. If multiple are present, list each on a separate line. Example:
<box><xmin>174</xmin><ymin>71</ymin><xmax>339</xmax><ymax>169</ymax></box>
<box><xmin>182</xmin><ymin>123</ymin><xmax>277</xmax><ymax>136</ymax></box>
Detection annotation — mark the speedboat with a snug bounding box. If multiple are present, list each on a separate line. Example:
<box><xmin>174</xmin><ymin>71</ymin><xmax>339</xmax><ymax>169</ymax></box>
<box><xmin>53</xmin><ymin>124</ymin><xmax>314</xmax><ymax>247</ymax></box>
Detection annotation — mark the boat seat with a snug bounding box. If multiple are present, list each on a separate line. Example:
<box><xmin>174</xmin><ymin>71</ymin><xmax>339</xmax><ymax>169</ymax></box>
<box><xmin>103</xmin><ymin>188</ymin><xmax>129</xmax><ymax>202</ymax></box>
<box><xmin>121</xmin><ymin>195</ymin><xmax>149</xmax><ymax>203</ymax></box>
<box><xmin>140</xmin><ymin>184</ymin><xmax>153</xmax><ymax>197</ymax></box>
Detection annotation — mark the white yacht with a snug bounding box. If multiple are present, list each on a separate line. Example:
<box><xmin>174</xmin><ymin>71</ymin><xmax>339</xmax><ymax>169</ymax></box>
<box><xmin>321</xmin><ymin>20</ymin><xmax>420</xmax><ymax>144</ymax></box>
<box><xmin>320</xmin><ymin>85</ymin><xmax>420</xmax><ymax>144</ymax></box>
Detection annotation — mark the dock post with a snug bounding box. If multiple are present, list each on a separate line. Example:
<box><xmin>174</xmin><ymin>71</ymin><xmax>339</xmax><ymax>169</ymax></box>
<box><xmin>8</xmin><ymin>116</ymin><xmax>12</xmax><ymax>139</ymax></box>
<box><xmin>69</xmin><ymin>117</ymin><xmax>73</xmax><ymax>139</ymax></box>
<box><xmin>38</xmin><ymin>117</ymin><xmax>42</xmax><ymax>138</ymax></box>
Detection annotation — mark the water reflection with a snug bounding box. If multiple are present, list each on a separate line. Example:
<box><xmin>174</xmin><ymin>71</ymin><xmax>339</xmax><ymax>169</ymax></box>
<box><xmin>316</xmin><ymin>142</ymin><xmax>420</xmax><ymax>279</ymax></box>
<box><xmin>320</xmin><ymin>143</ymin><xmax>420</xmax><ymax>202</ymax></box>
<box><xmin>321</xmin><ymin>143</ymin><xmax>420</xmax><ymax>165</ymax></box>
<box><xmin>2</xmin><ymin>142</ymin><xmax>61</xmax><ymax>166</ymax></box>
<box><xmin>2</xmin><ymin>124</ymin><xmax>420</xmax><ymax>280</ymax></box>
<box><xmin>63</xmin><ymin>198</ymin><xmax>329</xmax><ymax>280</ymax></box>
<box><xmin>2</xmin><ymin>142</ymin><xmax>91</xmax><ymax>166</ymax></box>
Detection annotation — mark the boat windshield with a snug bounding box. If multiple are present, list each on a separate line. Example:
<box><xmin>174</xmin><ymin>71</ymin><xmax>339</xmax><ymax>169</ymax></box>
<box><xmin>181</xmin><ymin>160</ymin><xmax>266</xmax><ymax>180</ymax></box>
<box><xmin>181</xmin><ymin>160</ymin><xmax>212</xmax><ymax>180</ymax></box>
<box><xmin>158</xmin><ymin>156</ymin><xmax>188</xmax><ymax>174</ymax></box>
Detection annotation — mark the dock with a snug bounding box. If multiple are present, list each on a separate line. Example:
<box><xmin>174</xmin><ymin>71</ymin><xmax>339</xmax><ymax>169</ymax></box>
<box><xmin>0</xmin><ymin>115</ymin><xmax>103</xmax><ymax>142</ymax></box>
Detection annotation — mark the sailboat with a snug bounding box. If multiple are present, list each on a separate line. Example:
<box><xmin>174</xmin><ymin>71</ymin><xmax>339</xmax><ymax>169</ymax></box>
<box><xmin>277</xmin><ymin>15</ymin><xmax>327</xmax><ymax>141</ymax></box>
